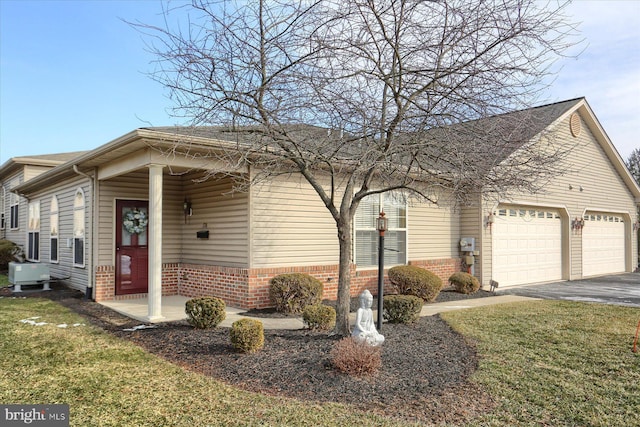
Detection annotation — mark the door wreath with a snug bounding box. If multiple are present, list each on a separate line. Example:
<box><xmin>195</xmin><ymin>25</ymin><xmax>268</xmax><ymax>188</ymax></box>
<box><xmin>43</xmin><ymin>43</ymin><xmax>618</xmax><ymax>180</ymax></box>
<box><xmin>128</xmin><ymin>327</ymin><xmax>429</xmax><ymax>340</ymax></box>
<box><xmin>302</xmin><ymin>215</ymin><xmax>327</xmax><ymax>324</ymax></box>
<box><xmin>123</xmin><ymin>209</ymin><xmax>148</xmax><ymax>234</ymax></box>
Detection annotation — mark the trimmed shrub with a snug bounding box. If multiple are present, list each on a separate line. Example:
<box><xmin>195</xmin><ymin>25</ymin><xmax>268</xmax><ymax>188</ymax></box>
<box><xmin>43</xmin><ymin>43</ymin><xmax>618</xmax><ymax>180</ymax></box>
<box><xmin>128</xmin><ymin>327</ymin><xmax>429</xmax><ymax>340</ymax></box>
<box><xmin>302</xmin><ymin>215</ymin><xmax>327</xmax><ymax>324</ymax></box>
<box><xmin>330</xmin><ymin>337</ymin><xmax>382</xmax><ymax>376</ymax></box>
<box><xmin>269</xmin><ymin>273</ymin><xmax>323</xmax><ymax>314</ymax></box>
<box><xmin>185</xmin><ymin>297</ymin><xmax>226</xmax><ymax>329</ymax></box>
<box><xmin>388</xmin><ymin>265</ymin><xmax>443</xmax><ymax>302</ymax></box>
<box><xmin>383</xmin><ymin>294</ymin><xmax>423</xmax><ymax>324</ymax></box>
<box><xmin>0</xmin><ymin>240</ymin><xmax>23</xmax><ymax>271</ymax></box>
<box><xmin>302</xmin><ymin>304</ymin><xmax>336</xmax><ymax>331</ymax></box>
<box><xmin>449</xmin><ymin>272</ymin><xmax>481</xmax><ymax>294</ymax></box>
<box><xmin>230</xmin><ymin>318</ymin><xmax>264</xmax><ymax>353</ymax></box>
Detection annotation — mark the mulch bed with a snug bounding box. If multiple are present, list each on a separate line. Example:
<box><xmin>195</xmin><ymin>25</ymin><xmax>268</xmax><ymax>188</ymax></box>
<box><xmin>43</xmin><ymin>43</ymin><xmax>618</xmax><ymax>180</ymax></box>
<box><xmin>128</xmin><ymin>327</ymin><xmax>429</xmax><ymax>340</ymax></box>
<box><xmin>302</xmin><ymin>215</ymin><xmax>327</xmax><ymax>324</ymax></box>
<box><xmin>8</xmin><ymin>284</ymin><xmax>496</xmax><ymax>425</ymax></box>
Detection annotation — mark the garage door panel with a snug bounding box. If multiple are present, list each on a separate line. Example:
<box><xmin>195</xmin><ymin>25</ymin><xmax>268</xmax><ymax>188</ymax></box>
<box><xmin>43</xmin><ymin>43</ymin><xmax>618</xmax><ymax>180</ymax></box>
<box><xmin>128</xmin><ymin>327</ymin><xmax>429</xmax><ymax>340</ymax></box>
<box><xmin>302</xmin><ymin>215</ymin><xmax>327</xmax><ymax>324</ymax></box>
<box><xmin>582</xmin><ymin>214</ymin><xmax>625</xmax><ymax>277</ymax></box>
<box><xmin>493</xmin><ymin>207</ymin><xmax>562</xmax><ymax>287</ymax></box>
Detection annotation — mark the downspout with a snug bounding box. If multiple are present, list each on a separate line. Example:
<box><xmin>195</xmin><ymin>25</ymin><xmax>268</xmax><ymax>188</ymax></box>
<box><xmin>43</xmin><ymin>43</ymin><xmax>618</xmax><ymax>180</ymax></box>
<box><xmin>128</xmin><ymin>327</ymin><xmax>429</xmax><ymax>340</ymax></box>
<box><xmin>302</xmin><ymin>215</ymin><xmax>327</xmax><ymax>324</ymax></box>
<box><xmin>1</xmin><ymin>184</ymin><xmax>6</xmax><ymax>240</ymax></box>
<box><xmin>73</xmin><ymin>165</ymin><xmax>96</xmax><ymax>300</ymax></box>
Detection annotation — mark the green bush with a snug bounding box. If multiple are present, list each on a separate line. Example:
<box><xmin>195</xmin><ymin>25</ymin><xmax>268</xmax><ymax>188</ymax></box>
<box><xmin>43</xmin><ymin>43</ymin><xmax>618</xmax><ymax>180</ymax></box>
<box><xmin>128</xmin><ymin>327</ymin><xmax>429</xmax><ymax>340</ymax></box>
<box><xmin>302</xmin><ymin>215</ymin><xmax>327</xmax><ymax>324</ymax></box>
<box><xmin>269</xmin><ymin>273</ymin><xmax>323</xmax><ymax>314</ymax></box>
<box><xmin>230</xmin><ymin>318</ymin><xmax>264</xmax><ymax>353</ymax></box>
<box><xmin>388</xmin><ymin>265</ymin><xmax>443</xmax><ymax>302</ymax></box>
<box><xmin>330</xmin><ymin>337</ymin><xmax>382</xmax><ymax>376</ymax></box>
<box><xmin>302</xmin><ymin>304</ymin><xmax>336</xmax><ymax>331</ymax></box>
<box><xmin>185</xmin><ymin>297</ymin><xmax>226</xmax><ymax>329</ymax></box>
<box><xmin>0</xmin><ymin>240</ymin><xmax>23</xmax><ymax>271</ymax></box>
<box><xmin>449</xmin><ymin>272</ymin><xmax>481</xmax><ymax>294</ymax></box>
<box><xmin>383</xmin><ymin>294</ymin><xmax>423</xmax><ymax>324</ymax></box>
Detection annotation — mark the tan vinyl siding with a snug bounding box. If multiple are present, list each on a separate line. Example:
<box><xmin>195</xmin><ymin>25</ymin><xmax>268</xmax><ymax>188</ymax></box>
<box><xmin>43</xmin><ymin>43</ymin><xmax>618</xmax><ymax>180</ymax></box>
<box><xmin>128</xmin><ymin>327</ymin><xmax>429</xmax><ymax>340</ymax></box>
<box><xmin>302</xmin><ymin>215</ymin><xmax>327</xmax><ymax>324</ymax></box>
<box><xmin>408</xmin><ymin>201</ymin><xmax>461</xmax><ymax>259</ymax></box>
<box><xmin>24</xmin><ymin>165</ymin><xmax>54</xmax><ymax>182</ymax></box>
<box><xmin>459</xmin><ymin>198</ymin><xmax>483</xmax><ymax>278</ymax></box>
<box><xmin>97</xmin><ymin>171</ymin><xmax>149</xmax><ymax>265</ymax></box>
<box><xmin>97</xmin><ymin>171</ymin><xmax>184</xmax><ymax>265</ymax></box>
<box><xmin>161</xmin><ymin>175</ymin><xmax>185</xmax><ymax>263</ymax></box>
<box><xmin>12</xmin><ymin>176</ymin><xmax>92</xmax><ymax>291</ymax></box>
<box><xmin>180</xmin><ymin>174</ymin><xmax>249</xmax><ymax>267</ymax></box>
<box><xmin>480</xmin><ymin>112</ymin><xmax>638</xmax><ymax>283</ymax></box>
<box><xmin>250</xmin><ymin>174</ymin><xmax>337</xmax><ymax>268</ymax></box>
<box><xmin>479</xmin><ymin>198</ymin><xmax>496</xmax><ymax>285</ymax></box>
<box><xmin>98</xmin><ymin>170</ymin><xmax>248</xmax><ymax>268</ymax></box>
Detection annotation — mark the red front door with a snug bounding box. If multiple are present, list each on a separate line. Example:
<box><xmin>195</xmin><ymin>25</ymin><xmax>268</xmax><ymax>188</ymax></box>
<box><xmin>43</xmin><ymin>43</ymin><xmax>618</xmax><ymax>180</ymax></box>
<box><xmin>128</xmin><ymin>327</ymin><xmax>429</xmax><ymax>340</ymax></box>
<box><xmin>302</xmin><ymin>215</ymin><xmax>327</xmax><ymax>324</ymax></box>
<box><xmin>115</xmin><ymin>200</ymin><xmax>149</xmax><ymax>295</ymax></box>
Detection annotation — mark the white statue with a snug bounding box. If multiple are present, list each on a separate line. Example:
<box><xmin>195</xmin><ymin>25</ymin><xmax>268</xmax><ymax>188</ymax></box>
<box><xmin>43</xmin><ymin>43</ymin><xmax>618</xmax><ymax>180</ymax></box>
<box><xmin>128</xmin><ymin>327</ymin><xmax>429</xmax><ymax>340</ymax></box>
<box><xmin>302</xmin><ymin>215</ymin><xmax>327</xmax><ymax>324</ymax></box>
<box><xmin>352</xmin><ymin>290</ymin><xmax>385</xmax><ymax>346</ymax></box>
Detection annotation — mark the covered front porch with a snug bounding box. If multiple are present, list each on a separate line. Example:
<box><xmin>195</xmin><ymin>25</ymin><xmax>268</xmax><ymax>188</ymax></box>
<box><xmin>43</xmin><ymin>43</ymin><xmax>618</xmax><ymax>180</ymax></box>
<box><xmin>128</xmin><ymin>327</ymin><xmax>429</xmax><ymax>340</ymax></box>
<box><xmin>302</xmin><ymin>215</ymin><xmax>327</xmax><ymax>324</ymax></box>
<box><xmin>89</xmin><ymin>128</ymin><xmax>250</xmax><ymax>322</ymax></box>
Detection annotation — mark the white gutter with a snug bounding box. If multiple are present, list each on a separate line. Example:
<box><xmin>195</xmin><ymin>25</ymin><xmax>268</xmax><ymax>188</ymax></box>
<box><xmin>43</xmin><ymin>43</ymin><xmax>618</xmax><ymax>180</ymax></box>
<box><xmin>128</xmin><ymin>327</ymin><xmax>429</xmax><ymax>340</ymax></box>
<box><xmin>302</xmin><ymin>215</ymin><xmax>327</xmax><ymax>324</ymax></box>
<box><xmin>1</xmin><ymin>184</ymin><xmax>5</xmax><ymax>239</ymax></box>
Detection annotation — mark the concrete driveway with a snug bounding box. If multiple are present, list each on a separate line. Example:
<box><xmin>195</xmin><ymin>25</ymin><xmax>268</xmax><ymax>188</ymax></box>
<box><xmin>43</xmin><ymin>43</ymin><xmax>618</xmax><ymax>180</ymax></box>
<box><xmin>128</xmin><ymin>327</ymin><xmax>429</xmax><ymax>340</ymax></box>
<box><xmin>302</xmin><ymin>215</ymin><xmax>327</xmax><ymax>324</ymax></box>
<box><xmin>497</xmin><ymin>273</ymin><xmax>640</xmax><ymax>308</ymax></box>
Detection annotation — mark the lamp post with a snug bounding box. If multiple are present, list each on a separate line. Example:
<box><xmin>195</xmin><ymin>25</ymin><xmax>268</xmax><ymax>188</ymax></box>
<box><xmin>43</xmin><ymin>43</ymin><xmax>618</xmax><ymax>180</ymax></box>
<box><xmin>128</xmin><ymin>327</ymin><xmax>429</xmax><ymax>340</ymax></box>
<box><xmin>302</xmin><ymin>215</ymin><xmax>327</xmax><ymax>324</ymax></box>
<box><xmin>376</xmin><ymin>211</ymin><xmax>388</xmax><ymax>330</ymax></box>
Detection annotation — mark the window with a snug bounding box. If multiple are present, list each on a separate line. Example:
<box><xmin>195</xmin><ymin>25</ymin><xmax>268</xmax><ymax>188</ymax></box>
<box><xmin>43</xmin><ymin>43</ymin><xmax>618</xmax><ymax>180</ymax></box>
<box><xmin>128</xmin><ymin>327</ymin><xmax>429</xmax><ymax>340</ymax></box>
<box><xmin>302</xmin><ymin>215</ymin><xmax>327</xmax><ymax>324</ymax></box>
<box><xmin>10</xmin><ymin>192</ymin><xmax>19</xmax><ymax>229</ymax></box>
<box><xmin>73</xmin><ymin>188</ymin><xmax>85</xmax><ymax>267</ymax></box>
<box><xmin>27</xmin><ymin>201</ymin><xmax>40</xmax><ymax>261</ymax></box>
<box><xmin>355</xmin><ymin>192</ymin><xmax>407</xmax><ymax>268</ymax></box>
<box><xmin>50</xmin><ymin>196</ymin><xmax>59</xmax><ymax>263</ymax></box>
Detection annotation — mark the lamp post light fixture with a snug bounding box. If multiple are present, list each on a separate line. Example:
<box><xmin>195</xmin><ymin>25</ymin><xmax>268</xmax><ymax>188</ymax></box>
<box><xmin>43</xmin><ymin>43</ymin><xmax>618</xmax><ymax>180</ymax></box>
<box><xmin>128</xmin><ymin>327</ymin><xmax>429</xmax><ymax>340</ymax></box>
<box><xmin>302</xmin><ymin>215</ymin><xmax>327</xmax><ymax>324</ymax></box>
<box><xmin>376</xmin><ymin>211</ymin><xmax>388</xmax><ymax>330</ymax></box>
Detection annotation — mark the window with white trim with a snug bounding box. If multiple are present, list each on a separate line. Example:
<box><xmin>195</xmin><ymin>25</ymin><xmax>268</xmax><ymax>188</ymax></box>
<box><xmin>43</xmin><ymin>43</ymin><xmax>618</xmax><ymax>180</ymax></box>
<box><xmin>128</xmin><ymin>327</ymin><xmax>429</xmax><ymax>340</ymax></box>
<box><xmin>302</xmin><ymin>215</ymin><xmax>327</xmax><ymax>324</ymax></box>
<box><xmin>355</xmin><ymin>192</ymin><xmax>407</xmax><ymax>268</ymax></box>
<box><xmin>27</xmin><ymin>201</ymin><xmax>40</xmax><ymax>261</ymax></box>
<box><xmin>10</xmin><ymin>192</ymin><xmax>19</xmax><ymax>229</ymax></box>
<box><xmin>73</xmin><ymin>188</ymin><xmax>85</xmax><ymax>267</ymax></box>
<box><xmin>50</xmin><ymin>196</ymin><xmax>59</xmax><ymax>263</ymax></box>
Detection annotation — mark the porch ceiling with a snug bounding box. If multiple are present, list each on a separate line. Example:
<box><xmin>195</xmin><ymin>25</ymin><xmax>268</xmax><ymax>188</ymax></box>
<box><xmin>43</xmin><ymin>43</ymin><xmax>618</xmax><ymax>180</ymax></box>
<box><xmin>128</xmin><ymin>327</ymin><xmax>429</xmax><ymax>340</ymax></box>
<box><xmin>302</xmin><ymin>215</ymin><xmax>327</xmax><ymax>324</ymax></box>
<box><xmin>96</xmin><ymin>144</ymin><xmax>246</xmax><ymax>181</ymax></box>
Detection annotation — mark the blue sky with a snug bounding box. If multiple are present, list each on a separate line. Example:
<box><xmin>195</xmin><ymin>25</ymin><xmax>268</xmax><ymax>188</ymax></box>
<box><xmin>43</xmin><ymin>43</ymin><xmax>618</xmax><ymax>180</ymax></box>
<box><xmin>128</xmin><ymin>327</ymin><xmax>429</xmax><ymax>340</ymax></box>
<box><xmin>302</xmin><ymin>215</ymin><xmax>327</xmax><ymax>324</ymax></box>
<box><xmin>1</xmin><ymin>0</ymin><xmax>638</xmax><ymax>165</ymax></box>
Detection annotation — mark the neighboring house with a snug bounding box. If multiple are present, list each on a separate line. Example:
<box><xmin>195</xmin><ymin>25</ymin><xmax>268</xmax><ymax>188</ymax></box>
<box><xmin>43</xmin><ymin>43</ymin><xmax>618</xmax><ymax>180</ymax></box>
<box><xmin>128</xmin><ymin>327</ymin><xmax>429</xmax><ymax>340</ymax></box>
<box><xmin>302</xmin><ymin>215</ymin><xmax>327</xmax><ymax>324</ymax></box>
<box><xmin>0</xmin><ymin>152</ymin><xmax>89</xmax><ymax>274</ymax></box>
<box><xmin>1</xmin><ymin>98</ymin><xmax>638</xmax><ymax>321</ymax></box>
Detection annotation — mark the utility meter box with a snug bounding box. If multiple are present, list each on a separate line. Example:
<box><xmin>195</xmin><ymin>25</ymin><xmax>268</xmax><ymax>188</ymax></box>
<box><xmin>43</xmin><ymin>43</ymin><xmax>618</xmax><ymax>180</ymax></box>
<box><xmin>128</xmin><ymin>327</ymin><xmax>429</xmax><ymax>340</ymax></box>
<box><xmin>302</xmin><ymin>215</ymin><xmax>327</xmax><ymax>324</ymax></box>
<box><xmin>459</xmin><ymin>237</ymin><xmax>476</xmax><ymax>252</ymax></box>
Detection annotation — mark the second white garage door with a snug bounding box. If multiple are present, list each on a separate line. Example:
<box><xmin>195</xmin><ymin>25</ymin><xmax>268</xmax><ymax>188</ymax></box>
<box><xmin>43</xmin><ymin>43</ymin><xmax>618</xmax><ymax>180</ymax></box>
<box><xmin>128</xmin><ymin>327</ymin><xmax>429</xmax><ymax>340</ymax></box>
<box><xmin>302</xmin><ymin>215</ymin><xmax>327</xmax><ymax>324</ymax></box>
<box><xmin>493</xmin><ymin>207</ymin><xmax>562</xmax><ymax>287</ymax></box>
<box><xmin>582</xmin><ymin>213</ymin><xmax>625</xmax><ymax>277</ymax></box>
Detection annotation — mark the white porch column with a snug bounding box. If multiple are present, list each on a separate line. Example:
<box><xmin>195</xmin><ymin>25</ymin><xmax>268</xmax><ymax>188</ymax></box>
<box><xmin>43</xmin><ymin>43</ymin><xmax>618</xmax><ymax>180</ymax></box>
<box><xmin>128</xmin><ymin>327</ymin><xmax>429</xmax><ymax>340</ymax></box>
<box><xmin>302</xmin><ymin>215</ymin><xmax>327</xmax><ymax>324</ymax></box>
<box><xmin>147</xmin><ymin>164</ymin><xmax>165</xmax><ymax>322</ymax></box>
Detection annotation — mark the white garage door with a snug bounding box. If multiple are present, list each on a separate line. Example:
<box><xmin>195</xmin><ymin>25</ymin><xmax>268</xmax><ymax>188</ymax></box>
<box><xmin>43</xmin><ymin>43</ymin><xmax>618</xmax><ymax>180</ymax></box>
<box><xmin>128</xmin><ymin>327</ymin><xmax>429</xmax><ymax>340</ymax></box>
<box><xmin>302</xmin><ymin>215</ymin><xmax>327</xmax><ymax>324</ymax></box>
<box><xmin>582</xmin><ymin>213</ymin><xmax>625</xmax><ymax>277</ymax></box>
<box><xmin>493</xmin><ymin>207</ymin><xmax>562</xmax><ymax>287</ymax></box>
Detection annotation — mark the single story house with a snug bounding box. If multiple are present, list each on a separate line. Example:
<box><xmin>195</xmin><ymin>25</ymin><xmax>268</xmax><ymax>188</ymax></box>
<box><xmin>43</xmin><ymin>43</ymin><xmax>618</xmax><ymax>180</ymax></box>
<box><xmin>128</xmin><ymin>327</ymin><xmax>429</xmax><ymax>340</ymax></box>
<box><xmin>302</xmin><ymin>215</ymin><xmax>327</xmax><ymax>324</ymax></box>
<box><xmin>1</xmin><ymin>97</ymin><xmax>638</xmax><ymax>320</ymax></box>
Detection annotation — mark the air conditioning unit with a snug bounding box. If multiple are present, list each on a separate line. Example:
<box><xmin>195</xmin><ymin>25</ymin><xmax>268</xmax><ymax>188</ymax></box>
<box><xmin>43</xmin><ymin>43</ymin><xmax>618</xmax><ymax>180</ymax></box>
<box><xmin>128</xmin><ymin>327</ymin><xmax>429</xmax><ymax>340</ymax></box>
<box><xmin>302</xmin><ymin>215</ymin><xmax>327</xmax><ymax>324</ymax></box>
<box><xmin>8</xmin><ymin>262</ymin><xmax>51</xmax><ymax>292</ymax></box>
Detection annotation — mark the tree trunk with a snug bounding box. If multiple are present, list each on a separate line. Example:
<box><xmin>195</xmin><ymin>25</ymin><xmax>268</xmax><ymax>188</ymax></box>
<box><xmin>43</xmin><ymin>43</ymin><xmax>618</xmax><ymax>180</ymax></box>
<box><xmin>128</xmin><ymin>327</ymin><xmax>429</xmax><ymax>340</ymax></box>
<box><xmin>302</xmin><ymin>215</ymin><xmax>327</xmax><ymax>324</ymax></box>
<box><xmin>333</xmin><ymin>218</ymin><xmax>353</xmax><ymax>336</ymax></box>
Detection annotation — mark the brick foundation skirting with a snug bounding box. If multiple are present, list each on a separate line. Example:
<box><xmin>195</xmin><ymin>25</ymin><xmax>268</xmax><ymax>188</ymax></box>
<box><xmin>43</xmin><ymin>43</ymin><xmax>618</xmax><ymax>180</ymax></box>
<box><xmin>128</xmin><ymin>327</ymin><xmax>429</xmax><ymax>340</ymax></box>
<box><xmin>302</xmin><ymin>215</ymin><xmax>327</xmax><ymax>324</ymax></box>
<box><xmin>94</xmin><ymin>258</ymin><xmax>462</xmax><ymax>308</ymax></box>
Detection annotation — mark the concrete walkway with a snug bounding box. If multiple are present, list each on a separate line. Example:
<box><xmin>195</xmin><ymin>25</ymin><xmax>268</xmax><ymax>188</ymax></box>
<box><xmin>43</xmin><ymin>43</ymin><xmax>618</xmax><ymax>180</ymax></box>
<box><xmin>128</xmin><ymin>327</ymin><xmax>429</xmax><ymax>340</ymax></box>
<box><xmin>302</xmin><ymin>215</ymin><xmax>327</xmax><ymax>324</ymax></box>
<box><xmin>101</xmin><ymin>294</ymin><xmax>537</xmax><ymax>330</ymax></box>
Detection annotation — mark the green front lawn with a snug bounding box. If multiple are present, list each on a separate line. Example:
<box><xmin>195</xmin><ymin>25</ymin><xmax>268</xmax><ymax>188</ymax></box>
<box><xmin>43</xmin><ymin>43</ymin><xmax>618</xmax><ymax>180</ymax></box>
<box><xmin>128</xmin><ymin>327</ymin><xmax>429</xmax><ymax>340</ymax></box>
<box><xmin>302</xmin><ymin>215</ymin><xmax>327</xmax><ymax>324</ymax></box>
<box><xmin>0</xmin><ymin>297</ymin><xmax>398</xmax><ymax>427</ymax></box>
<box><xmin>442</xmin><ymin>301</ymin><xmax>640</xmax><ymax>426</ymax></box>
<box><xmin>1</xmin><ymin>294</ymin><xmax>638</xmax><ymax>426</ymax></box>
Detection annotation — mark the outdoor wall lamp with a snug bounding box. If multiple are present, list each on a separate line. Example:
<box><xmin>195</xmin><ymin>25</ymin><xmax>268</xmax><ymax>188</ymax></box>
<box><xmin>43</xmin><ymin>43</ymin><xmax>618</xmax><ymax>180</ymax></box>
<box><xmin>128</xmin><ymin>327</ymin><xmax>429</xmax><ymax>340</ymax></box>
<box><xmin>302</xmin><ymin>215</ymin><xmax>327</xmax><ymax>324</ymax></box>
<box><xmin>376</xmin><ymin>211</ymin><xmax>388</xmax><ymax>331</ymax></box>
<box><xmin>571</xmin><ymin>217</ymin><xmax>585</xmax><ymax>231</ymax></box>
<box><xmin>183</xmin><ymin>199</ymin><xmax>192</xmax><ymax>223</ymax></box>
<box><xmin>486</xmin><ymin>212</ymin><xmax>495</xmax><ymax>231</ymax></box>
<box><xmin>633</xmin><ymin>220</ymin><xmax>640</xmax><ymax>232</ymax></box>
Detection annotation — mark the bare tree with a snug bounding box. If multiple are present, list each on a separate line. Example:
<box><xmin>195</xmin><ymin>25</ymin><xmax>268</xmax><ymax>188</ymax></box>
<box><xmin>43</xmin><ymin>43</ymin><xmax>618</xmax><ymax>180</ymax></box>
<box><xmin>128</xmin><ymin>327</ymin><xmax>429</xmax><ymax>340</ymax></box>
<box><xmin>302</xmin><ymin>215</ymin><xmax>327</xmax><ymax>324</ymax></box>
<box><xmin>626</xmin><ymin>148</ymin><xmax>640</xmax><ymax>186</ymax></box>
<box><xmin>134</xmin><ymin>0</ymin><xmax>578</xmax><ymax>335</ymax></box>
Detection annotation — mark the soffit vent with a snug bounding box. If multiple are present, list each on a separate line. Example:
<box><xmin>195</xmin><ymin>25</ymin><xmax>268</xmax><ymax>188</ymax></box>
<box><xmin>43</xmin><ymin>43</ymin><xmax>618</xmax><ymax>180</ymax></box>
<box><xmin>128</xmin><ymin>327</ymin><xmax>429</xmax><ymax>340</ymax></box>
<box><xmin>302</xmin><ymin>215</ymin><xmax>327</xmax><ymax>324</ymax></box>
<box><xmin>570</xmin><ymin>112</ymin><xmax>582</xmax><ymax>137</ymax></box>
